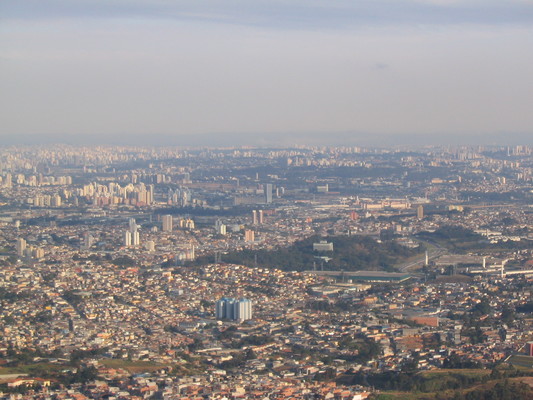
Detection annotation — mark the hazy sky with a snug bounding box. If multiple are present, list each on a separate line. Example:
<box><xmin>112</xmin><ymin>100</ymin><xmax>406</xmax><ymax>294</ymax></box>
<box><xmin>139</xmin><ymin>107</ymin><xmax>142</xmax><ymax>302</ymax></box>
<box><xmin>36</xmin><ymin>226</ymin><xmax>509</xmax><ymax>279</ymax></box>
<box><xmin>1</xmin><ymin>0</ymin><xmax>533</xmax><ymax>145</ymax></box>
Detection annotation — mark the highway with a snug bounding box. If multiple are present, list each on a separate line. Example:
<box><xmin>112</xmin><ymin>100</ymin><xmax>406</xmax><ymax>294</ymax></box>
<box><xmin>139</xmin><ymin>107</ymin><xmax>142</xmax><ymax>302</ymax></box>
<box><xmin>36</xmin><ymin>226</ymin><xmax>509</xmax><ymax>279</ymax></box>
<box><xmin>396</xmin><ymin>239</ymin><xmax>447</xmax><ymax>272</ymax></box>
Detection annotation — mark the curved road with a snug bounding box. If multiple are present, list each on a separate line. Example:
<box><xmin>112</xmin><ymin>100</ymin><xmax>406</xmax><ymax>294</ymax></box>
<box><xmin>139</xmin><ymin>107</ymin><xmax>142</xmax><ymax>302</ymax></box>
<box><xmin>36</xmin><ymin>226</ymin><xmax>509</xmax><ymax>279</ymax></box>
<box><xmin>396</xmin><ymin>238</ymin><xmax>447</xmax><ymax>272</ymax></box>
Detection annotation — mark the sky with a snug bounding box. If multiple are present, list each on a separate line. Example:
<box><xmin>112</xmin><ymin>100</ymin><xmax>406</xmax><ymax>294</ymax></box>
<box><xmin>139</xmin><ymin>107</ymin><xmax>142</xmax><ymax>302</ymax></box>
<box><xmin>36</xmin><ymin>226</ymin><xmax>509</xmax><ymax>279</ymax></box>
<box><xmin>1</xmin><ymin>0</ymin><xmax>533</xmax><ymax>146</ymax></box>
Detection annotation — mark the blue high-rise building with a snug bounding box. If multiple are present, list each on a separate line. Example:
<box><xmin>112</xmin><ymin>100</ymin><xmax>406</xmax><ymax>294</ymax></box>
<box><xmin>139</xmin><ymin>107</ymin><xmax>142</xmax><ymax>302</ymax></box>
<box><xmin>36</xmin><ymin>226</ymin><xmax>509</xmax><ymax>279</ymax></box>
<box><xmin>215</xmin><ymin>298</ymin><xmax>253</xmax><ymax>321</ymax></box>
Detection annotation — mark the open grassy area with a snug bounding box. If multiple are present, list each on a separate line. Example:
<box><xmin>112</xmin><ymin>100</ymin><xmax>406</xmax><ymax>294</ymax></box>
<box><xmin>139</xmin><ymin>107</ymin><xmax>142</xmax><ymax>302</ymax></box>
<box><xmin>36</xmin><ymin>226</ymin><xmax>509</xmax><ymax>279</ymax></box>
<box><xmin>0</xmin><ymin>359</ymin><xmax>193</xmax><ymax>378</ymax></box>
<box><xmin>508</xmin><ymin>355</ymin><xmax>533</xmax><ymax>369</ymax></box>
<box><xmin>373</xmin><ymin>393</ymin><xmax>432</xmax><ymax>400</ymax></box>
<box><xmin>419</xmin><ymin>369</ymin><xmax>491</xmax><ymax>379</ymax></box>
<box><xmin>354</xmin><ymin>369</ymin><xmax>499</xmax><ymax>399</ymax></box>
<box><xmin>99</xmin><ymin>359</ymin><xmax>170</xmax><ymax>373</ymax></box>
<box><xmin>0</xmin><ymin>363</ymin><xmax>66</xmax><ymax>376</ymax></box>
<box><xmin>371</xmin><ymin>374</ymin><xmax>533</xmax><ymax>399</ymax></box>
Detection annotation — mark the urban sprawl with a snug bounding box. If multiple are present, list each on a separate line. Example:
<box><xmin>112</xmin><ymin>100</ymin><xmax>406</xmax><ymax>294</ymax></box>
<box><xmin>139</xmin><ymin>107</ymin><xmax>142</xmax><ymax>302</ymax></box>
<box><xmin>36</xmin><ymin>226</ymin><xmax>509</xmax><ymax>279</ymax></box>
<box><xmin>0</xmin><ymin>145</ymin><xmax>533</xmax><ymax>399</ymax></box>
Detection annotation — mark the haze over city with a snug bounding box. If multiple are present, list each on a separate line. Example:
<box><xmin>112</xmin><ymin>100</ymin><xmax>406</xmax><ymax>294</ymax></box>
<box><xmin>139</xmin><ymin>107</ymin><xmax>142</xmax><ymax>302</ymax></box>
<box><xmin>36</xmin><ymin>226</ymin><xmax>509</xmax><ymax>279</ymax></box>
<box><xmin>1</xmin><ymin>0</ymin><xmax>533</xmax><ymax>146</ymax></box>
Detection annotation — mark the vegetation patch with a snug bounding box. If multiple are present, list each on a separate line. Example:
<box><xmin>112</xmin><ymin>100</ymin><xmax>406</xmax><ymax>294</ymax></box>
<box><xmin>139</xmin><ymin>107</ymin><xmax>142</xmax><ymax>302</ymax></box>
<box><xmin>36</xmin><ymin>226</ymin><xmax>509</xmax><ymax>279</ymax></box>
<box><xmin>100</xmin><ymin>359</ymin><xmax>169</xmax><ymax>373</ymax></box>
<box><xmin>191</xmin><ymin>234</ymin><xmax>422</xmax><ymax>271</ymax></box>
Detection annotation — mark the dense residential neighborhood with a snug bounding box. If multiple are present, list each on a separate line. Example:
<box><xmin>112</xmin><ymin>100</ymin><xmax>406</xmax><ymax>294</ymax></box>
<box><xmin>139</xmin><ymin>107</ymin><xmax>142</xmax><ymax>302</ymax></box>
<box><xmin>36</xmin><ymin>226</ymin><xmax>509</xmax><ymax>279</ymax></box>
<box><xmin>0</xmin><ymin>144</ymin><xmax>532</xmax><ymax>399</ymax></box>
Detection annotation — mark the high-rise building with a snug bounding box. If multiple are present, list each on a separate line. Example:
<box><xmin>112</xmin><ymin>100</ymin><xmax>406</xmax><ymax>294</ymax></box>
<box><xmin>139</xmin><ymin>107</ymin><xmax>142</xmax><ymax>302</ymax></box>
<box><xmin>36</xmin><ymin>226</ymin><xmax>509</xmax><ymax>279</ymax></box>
<box><xmin>15</xmin><ymin>238</ymin><xmax>26</xmax><ymax>256</ymax></box>
<box><xmin>264</xmin><ymin>183</ymin><xmax>273</xmax><ymax>204</ymax></box>
<box><xmin>417</xmin><ymin>205</ymin><xmax>424</xmax><ymax>220</ymax></box>
<box><xmin>83</xmin><ymin>232</ymin><xmax>94</xmax><ymax>250</ymax></box>
<box><xmin>188</xmin><ymin>243</ymin><xmax>195</xmax><ymax>260</ymax></box>
<box><xmin>215</xmin><ymin>220</ymin><xmax>227</xmax><ymax>235</ymax></box>
<box><xmin>244</xmin><ymin>230</ymin><xmax>255</xmax><ymax>243</ymax></box>
<box><xmin>252</xmin><ymin>210</ymin><xmax>258</xmax><ymax>225</ymax></box>
<box><xmin>4</xmin><ymin>173</ymin><xmax>12</xmax><ymax>188</ymax></box>
<box><xmin>215</xmin><ymin>298</ymin><xmax>253</xmax><ymax>321</ymax></box>
<box><xmin>124</xmin><ymin>231</ymin><xmax>132</xmax><ymax>247</ymax></box>
<box><xmin>148</xmin><ymin>184</ymin><xmax>154</xmax><ymax>204</ymax></box>
<box><xmin>234</xmin><ymin>298</ymin><xmax>252</xmax><ymax>321</ymax></box>
<box><xmin>132</xmin><ymin>230</ymin><xmax>140</xmax><ymax>246</ymax></box>
<box><xmin>51</xmin><ymin>194</ymin><xmax>62</xmax><ymax>207</ymax></box>
<box><xmin>251</xmin><ymin>209</ymin><xmax>264</xmax><ymax>225</ymax></box>
<box><xmin>162</xmin><ymin>215</ymin><xmax>173</xmax><ymax>232</ymax></box>
<box><xmin>33</xmin><ymin>248</ymin><xmax>45</xmax><ymax>259</ymax></box>
<box><xmin>128</xmin><ymin>218</ymin><xmax>141</xmax><ymax>246</ymax></box>
<box><xmin>129</xmin><ymin>218</ymin><xmax>138</xmax><ymax>232</ymax></box>
<box><xmin>216</xmin><ymin>298</ymin><xmax>234</xmax><ymax>320</ymax></box>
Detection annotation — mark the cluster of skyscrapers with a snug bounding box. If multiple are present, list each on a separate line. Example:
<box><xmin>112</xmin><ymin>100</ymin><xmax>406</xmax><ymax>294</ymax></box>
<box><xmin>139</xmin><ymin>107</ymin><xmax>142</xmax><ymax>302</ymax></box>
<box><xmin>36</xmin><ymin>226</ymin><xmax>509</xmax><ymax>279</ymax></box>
<box><xmin>161</xmin><ymin>214</ymin><xmax>195</xmax><ymax>232</ymax></box>
<box><xmin>83</xmin><ymin>182</ymin><xmax>154</xmax><ymax>207</ymax></box>
<box><xmin>167</xmin><ymin>187</ymin><xmax>192</xmax><ymax>207</ymax></box>
<box><xmin>215</xmin><ymin>298</ymin><xmax>253</xmax><ymax>322</ymax></box>
<box><xmin>15</xmin><ymin>237</ymin><xmax>45</xmax><ymax>259</ymax></box>
<box><xmin>215</xmin><ymin>219</ymin><xmax>227</xmax><ymax>235</ymax></box>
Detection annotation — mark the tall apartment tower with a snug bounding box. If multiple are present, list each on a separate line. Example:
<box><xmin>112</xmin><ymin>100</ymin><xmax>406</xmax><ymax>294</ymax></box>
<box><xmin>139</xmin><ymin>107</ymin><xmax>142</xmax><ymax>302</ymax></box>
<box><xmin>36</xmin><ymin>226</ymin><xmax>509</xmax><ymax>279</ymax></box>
<box><xmin>148</xmin><ymin>184</ymin><xmax>154</xmax><ymax>204</ymax></box>
<box><xmin>252</xmin><ymin>210</ymin><xmax>258</xmax><ymax>225</ymax></box>
<box><xmin>132</xmin><ymin>230</ymin><xmax>140</xmax><ymax>246</ymax></box>
<box><xmin>126</xmin><ymin>217</ymin><xmax>140</xmax><ymax>246</ymax></box>
<box><xmin>264</xmin><ymin>183</ymin><xmax>273</xmax><ymax>204</ymax></box>
<box><xmin>129</xmin><ymin>218</ymin><xmax>138</xmax><ymax>232</ymax></box>
<box><xmin>123</xmin><ymin>231</ymin><xmax>132</xmax><ymax>247</ymax></box>
<box><xmin>162</xmin><ymin>215</ymin><xmax>173</xmax><ymax>232</ymax></box>
<box><xmin>216</xmin><ymin>298</ymin><xmax>234</xmax><ymax>320</ymax></box>
<box><xmin>252</xmin><ymin>209</ymin><xmax>264</xmax><ymax>225</ymax></box>
<box><xmin>16</xmin><ymin>238</ymin><xmax>26</xmax><ymax>256</ymax></box>
<box><xmin>5</xmin><ymin>173</ymin><xmax>12</xmax><ymax>188</ymax></box>
<box><xmin>234</xmin><ymin>298</ymin><xmax>253</xmax><ymax>321</ymax></box>
<box><xmin>215</xmin><ymin>298</ymin><xmax>253</xmax><ymax>321</ymax></box>
<box><xmin>244</xmin><ymin>230</ymin><xmax>255</xmax><ymax>243</ymax></box>
<box><xmin>417</xmin><ymin>205</ymin><xmax>424</xmax><ymax>220</ymax></box>
<box><xmin>215</xmin><ymin>219</ymin><xmax>227</xmax><ymax>235</ymax></box>
<box><xmin>83</xmin><ymin>232</ymin><xmax>94</xmax><ymax>250</ymax></box>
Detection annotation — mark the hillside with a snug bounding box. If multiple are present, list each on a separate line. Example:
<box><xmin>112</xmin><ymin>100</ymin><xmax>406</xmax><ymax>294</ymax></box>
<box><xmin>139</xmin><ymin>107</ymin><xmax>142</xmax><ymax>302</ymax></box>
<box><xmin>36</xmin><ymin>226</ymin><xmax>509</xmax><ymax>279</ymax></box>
<box><xmin>191</xmin><ymin>234</ymin><xmax>422</xmax><ymax>272</ymax></box>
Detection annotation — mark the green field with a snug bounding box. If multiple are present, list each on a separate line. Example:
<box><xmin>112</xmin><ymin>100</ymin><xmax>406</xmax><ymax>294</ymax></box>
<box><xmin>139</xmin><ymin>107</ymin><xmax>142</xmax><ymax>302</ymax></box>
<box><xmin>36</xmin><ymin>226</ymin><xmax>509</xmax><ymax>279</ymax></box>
<box><xmin>508</xmin><ymin>355</ymin><xmax>533</xmax><ymax>369</ymax></box>
<box><xmin>369</xmin><ymin>370</ymin><xmax>533</xmax><ymax>400</ymax></box>
<box><xmin>349</xmin><ymin>369</ymin><xmax>497</xmax><ymax>400</ymax></box>
<box><xmin>419</xmin><ymin>369</ymin><xmax>490</xmax><ymax>379</ymax></box>
<box><xmin>373</xmin><ymin>393</ymin><xmax>431</xmax><ymax>400</ymax></box>
<box><xmin>0</xmin><ymin>360</ymin><xmax>168</xmax><ymax>376</ymax></box>
<box><xmin>100</xmin><ymin>359</ymin><xmax>170</xmax><ymax>373</ymax></box>
<box><xmin>0</xmin><ymin>363</ymin><xmax>66</xmax><ymax>376</ymax></box>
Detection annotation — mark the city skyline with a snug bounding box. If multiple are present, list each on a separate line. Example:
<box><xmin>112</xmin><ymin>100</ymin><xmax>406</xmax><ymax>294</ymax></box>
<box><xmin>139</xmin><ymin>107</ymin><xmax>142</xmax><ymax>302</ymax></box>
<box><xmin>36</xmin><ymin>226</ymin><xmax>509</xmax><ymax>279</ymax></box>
<box><xmin>0</xmin><ymin>143</ymin><xmax>531</xmax><ymax>398</ymax></box>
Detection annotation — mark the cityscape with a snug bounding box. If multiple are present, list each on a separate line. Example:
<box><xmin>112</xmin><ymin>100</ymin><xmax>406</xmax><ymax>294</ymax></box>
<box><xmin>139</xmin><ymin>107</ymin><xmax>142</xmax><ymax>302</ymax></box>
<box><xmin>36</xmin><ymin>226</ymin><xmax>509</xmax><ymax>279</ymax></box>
<box><xmin>2</xmin><ymin>0</ymin><xmax>533</xmax><ymax>398</ymax></box>
<box><xmin>0</xmin><ymin>144</ymin><xmax>532</xmax><ymax>399</ymax></box>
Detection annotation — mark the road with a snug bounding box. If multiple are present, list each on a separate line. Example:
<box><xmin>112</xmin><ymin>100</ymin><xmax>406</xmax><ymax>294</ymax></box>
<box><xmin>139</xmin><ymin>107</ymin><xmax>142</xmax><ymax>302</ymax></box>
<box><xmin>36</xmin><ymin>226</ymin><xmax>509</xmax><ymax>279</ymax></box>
<box><xmin>396</xmin><ymin>239</ymin><xmax>447</xmax><ymax>272</ymax></box>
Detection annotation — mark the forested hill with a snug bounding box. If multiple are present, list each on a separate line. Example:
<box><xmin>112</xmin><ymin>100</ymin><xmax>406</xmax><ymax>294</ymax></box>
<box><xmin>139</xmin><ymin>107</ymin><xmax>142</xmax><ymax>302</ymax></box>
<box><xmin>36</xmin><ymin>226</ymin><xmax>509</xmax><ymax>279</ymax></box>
<box><xmin>191</xmin><ymin>235</ymin><xmax>422</xmax><ymax>272</ymax></box>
